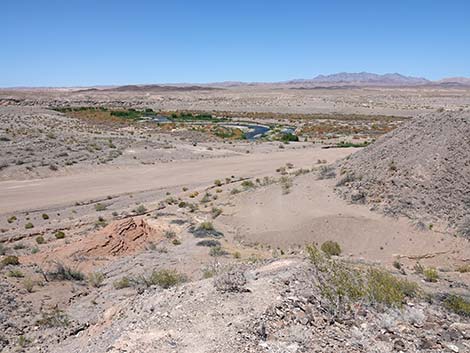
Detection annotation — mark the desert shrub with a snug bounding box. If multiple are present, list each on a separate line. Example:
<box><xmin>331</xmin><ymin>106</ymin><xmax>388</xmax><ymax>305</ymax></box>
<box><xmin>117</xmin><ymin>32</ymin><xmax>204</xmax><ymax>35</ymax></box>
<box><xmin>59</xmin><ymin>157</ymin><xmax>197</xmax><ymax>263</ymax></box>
<box><xmin>54</xmin><ymin>231</ymin><xmax>65</xmax><ymax>239</ymax></box>
<box><xmin>198</xmin><ymin>221</ymin><xmax>214</xmax><ymax>231</ymax></box>
<box><xmin>423</xmin><ymin>267</ymin><xmax>439</xmax><ymax>282</ymax></box>
<box><xmin>209</xmin><ymin>245</ymin><xmax>226</xmax><ymax>257</ymax></box>
<box><xmin>233</xmin><ymin>251</ymin><xmax>241</xmax><ymax>259</ymax></box>
<box><xmin>88</xmin><ymin>272</ymin><xmax>105</xmax><ymax>288</ymax></box>
<box><xmin>200</xmin><ymin>193</ymin><xmax>211</xmax><ymax>203</ymax></box>
<box><xmin>2</xmin><ymin>255</ymin><xmax>19</xmax><ymax>266</ymax></box>
<box><xmin>230</xmin><ymin>188</ymin><xmax>241</xmax><ymax>195</ymax></box>
<box><xmin>393</xmin><ymin>260</ymin><xmax>402</xmax><ymax>270</ymax></box>
<box><xmin>214</xmin><ymin>179</ymin><xmax>222</xmax><ymax>186</ymax></box>
<box><xmin>306</xmin><ymin>244</ymin><xmax>419</xmax><ymax>317</ymax></box>
<box><xmin>202</xmin><ymin>268</ymin><xmax>216</xmax><ymax>279</ymax></box>
<box><xmin>95</xmin><ymin>216</ymin><xmax>107</xmax><ymax>228</ymax></box>
<box><xmin>214</xmin><ymin>270</ymin><xmax>247</xmax><ymax>293</ymax></box>
<box><xmin>457</xmin><ymin>264</ymin><xmax>470</xmax><ymax>273</ymax></box>
<box><xmin>113</xmin><ymin>276</ymin><xmax>132</xmax><ymax>289</ymax></box>
<box><xmin>459</xmin><ymin>217</ymin><xmax>470</xmax><ymax>238</ymax></box>
<box><xmin>47</xmin><ymin>263</ymin><xmax>84</xmax><ymax>281</ymax></box>
<box><xmin>0</xmin><ymin>243</ymin><xmax>6</xmax><ymax>255</ymax></box>
<box><xmin>317</xmin><ymin>165</ymin><xmax>336</xmax><ymax>180</ymax></box>
<box><xmin>25</xmin><ymin>222</ymin><xmax>34</xmax><ymax>229</ymax></box>
<box><xmin>164</xmin><ymin>230</ymin><xmax>176</xmax><ymax>239</ymax></box>
<box><xmin>148</xmin><ymin>269</ymin><xmax>186</xmax><ymax>289</ymax></box>
<box><xmin>42</xmin><ymin>213</ymin><xmax>49</xmax><ymax>220</ymax></box>
<box><xmin>241</xmin><ymin>180</ymin><xmax>254</xmax><ymax>189</ymax></box>
<box><xmin>367</xmin><ymin>268</ymin><xmax>418</xmax><ymax>306</ymax></box>
<box><xmin>321</xmin><ymin>240</ymin><xmax>342</xmax><ymax>257</ymax></box>
<box><xmin>178</xmin><ymin>201</ymin><xmax>187</xmax><ymax>208</ymax></box>
<box><xmin>196</xmin><ymin>239</ymin><xmax>221</xmax><ymax>247</ymax></box>
<box><xmin>444</xmin><ymin>295</ymin><xmax>470</xmax><ymax>316</ymax></box>
<box><xmin>8</xmin><ymin>269</ymin><xmax>24</xmax><ymax>277</ymax></box>
<box><xmin>13</xmin><ymin>243</ymin><xmax>26</xmax><ymax>250</ymax></box>
<box><xmin>134</xmin><ymin>204</ymin><xmax>147</xmax><ymax>215</ymax></box>
<box><xmin>36</xmin><ymin>308</ymin><xmax>70</xmax><ymax>327</ymax></box>
<box><xmin>211</xmin><ymin>207</ymin><xmax>222</xmax><ymax>219</ymax></box>
<box><xmin>36</xmin><ymin>236</ymin><xmax>45</xmax><ymax>244</ymax></box>
<box><xmin>171</xmin><ymin>238</ymin><xmax>181</xmax><ymax>245</ymax></box>
<box><xmin>7</xmin><ymin>216</ymin><xmax>17</xmax><ymax>223</ymax></box>
<box><xmin>280</xmin><ymin>176</ymin><xmax>293</xmax><ymax>194</ymax></box>
<box><xmin>23</xmin><ymin>278</ymin><xmax>35</xmax><ymax>292</ymax></box>
<box><xmin>95</xmin><ymin>203</ymin><xmax>107</xmax><ymax>211</ymax></box>
<box><xmin>31</xmin><ymin>247</ymin><xmax>39</xmax><ymax>254</ymax></box>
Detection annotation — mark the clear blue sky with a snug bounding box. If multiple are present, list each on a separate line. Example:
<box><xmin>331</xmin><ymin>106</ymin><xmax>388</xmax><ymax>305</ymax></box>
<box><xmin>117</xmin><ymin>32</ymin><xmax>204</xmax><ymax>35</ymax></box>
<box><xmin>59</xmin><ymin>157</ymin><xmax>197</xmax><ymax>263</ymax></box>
<box><xmin>2</xmin><ymin>0</ymin><xmax>469</xmax><ymax>87</ymax></box>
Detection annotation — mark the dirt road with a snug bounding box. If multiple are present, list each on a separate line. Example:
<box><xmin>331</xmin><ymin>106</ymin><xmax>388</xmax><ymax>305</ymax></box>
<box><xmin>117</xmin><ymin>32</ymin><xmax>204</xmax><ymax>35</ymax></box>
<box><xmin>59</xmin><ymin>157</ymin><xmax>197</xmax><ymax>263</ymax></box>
<box><xmin>0</xmin><ymin>147</ymin><xmax>352</xmax><ymax>214</ymax></box>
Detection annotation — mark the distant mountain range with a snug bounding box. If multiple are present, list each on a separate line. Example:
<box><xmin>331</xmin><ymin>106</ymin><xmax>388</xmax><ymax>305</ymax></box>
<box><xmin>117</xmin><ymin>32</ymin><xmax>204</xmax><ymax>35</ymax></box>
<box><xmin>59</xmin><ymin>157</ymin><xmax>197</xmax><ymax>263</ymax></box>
<box><xmin>3</xmin><ymin>72</ymin><xmax>469</xmax><ymax>90</ymax></box>
<box><xmin>287</xmin><ymin>72</ymin><xmax>430</xmax><ymax>85</ymax></box>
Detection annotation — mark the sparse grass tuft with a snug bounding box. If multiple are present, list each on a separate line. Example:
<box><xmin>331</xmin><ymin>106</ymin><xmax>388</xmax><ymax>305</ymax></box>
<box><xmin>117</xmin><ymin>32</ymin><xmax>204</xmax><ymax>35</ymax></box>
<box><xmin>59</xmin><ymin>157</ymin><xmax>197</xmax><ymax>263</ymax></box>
<box><xmin>8</xmin><ymin>269</ymin><xmax>24</xmax><ymax>277</ymax></box>
<box><xmin>114</xmin><ymin>276</ymin><xmax>132</xmax><ymax>289</ymax></box>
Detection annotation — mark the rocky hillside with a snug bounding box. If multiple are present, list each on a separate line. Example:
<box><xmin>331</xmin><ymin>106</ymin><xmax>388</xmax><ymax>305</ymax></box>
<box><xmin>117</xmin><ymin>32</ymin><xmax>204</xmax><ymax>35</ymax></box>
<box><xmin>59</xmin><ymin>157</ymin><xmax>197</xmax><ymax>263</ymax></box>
<box><xmin>336</xmin><ymin>110</ymin><xmax>470</xmax><ymax>233</ymax></box>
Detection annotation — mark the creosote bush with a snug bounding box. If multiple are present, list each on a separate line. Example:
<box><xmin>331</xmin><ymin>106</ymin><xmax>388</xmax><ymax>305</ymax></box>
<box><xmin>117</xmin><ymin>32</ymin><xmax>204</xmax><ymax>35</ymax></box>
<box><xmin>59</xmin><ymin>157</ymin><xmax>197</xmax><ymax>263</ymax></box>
<box><xmin>47</xmin><ymin>263</ymin><xmax>84</xmax><ymax>281</ymax></box>
<box><xmin>147</xmin><ymin>269</ymin><xmax>186</xmax><ymax>289</ymax></box>
<box><xmin>306</xmin><ymin>244</ymin><xmax>419</xmax><ymax>318</ymax></box>
<box><xmin>321</xmin><ymin>240</ymin><xmax>342</xmax><ymax>257</ymax></box>
<box><xmin>444</xmin><ymin>295</ymin><xmax>470</xmax><ymax>316</ymax></box>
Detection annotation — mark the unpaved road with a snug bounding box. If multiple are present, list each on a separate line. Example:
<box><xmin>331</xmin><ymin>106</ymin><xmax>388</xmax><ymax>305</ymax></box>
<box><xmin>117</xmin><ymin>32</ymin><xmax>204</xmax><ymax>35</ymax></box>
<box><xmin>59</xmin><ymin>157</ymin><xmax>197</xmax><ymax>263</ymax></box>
<box><xmin>0</xmin><ymin>147</ymin><xmax>352</xmax><ymax>214</ymax></box>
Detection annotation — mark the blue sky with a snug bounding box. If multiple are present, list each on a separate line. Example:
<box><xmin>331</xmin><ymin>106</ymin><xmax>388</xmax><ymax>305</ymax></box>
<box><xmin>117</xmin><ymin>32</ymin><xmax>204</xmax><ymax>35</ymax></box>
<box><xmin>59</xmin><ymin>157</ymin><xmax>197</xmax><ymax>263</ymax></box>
<box><xmin>2</xmin><ymin>0</ymin><xmax>469</xmax><ymax>86</ymax></box>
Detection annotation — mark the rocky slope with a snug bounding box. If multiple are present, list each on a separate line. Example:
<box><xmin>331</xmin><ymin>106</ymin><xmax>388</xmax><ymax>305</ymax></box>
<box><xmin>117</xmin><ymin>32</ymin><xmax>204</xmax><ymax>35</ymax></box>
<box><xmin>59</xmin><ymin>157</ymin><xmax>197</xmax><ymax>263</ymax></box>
<box><xmin>336</xmin><ymin>110</ymin><xmax>470</xmax><ymax>233</ymax></box>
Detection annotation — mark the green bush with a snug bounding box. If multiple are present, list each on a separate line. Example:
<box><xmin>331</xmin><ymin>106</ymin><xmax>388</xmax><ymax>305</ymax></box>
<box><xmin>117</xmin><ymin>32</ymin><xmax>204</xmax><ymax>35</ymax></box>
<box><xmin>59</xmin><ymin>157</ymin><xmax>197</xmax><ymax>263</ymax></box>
<box><xmin>1</xmin><ymin>255</ymin><xmax>19</xmax><ymax>266</ymax></box>
<box><xmin>321</xmin><ymin>241</ymin><xmax>342</xmax><ymax>257</ymax></box>
<box><xmin>7</xmin><ymin>216</ymin><xmax>17</xmax><ymax>223</ymax></box>
<box><xmin>148</xmin><ymin>269</ymin><xmax>186</xmax><ymax>289</ymax></box>
<box><xmin>54</xmin><ymin>231</ymin><xmax>65</xmax><ymax>239</ymax></box>
<box><xmin>134</xmin><ymin>204</ymin><xmax>147</xmax><ymax>215</ymax></box>
<box><xmin>423</xmin><ymin>267</ymin><xmax>439</xmax><ymax>282</ymax></box>
<box><xmin>444</xmin><ymin>295</ymin><xmax>470</xmax><ymax>316</ymax></box>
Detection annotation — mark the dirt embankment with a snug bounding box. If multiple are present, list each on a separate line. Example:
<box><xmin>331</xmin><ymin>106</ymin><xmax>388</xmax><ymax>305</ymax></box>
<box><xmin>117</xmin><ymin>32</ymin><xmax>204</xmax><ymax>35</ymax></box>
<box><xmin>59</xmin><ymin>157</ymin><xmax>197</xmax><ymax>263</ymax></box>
<box><xmin>336</xmin><ymin>110</ymin><xmax>470</xmax><ymax>233</ymax></box>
